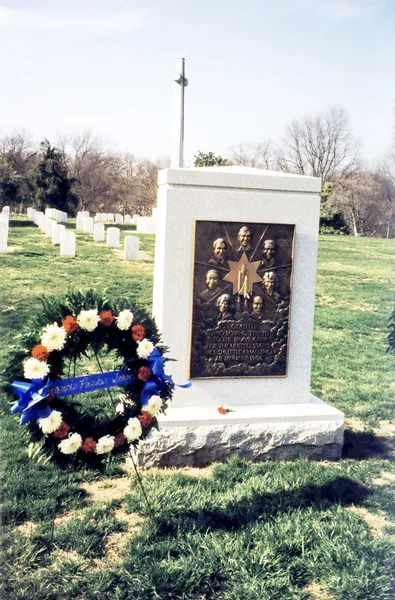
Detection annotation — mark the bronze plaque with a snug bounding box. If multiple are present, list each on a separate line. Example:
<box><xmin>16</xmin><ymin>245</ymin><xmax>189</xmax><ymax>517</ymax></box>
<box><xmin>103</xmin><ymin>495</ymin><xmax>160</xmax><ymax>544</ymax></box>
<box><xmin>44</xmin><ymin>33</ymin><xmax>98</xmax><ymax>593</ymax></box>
<box><xmin>190</xmin><ymin>221</ymin><xmax>295</xmax><ymax>378</ymax></box>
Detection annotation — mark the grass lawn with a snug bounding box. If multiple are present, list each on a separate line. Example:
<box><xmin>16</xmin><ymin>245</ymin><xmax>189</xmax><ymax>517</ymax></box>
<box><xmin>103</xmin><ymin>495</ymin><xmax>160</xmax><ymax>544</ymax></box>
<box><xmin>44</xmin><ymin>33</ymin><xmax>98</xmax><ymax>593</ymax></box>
<box><xmin>1</xmin><ymin>217</ymin><xmax>394</xmax><ymax>600</ymax></box>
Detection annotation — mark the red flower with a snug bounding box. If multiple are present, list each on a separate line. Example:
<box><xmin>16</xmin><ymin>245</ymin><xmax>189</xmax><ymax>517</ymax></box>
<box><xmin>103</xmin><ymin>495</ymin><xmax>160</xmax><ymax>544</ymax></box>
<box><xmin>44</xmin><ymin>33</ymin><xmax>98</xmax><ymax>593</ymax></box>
<box><xmin>46</xmin><ymin>389</ymin><xmax>56</xmax><ymax>405</ymax></box>
<box><xmin>62</xmin><ymin>315</ymin><xmax>79</xmax><ymax>334</ymax></box>
<box><xmin>217</xmin><ymin>405</ymin><xmax>228</xmax><ymax>415</ymax></box>
<box><xmin>81</xmin><ymin>437</ymin><xmax>97</xmax><ymax>453</ymax></box>
<box><xmin>137</xmin><ymin>366</ymin><xmax>152</xmax><ymax>382</ymax></box>
<box><xmin>53</xmin><ymin>421</ymin><xmax>70</xmax><ymax>439</ymax></box>
<box><xmin>131</xmin><ymin>324</ymin><xmax>145</xmax><ymax>341</ymax></box>
<box><xmin>114</xmin><ymin>432</ymin><xmax>127</xmax><ymax>448</ymax></box>
<box><xmin>138</xmin><ymin>412</ymin><xmax>153</xmax><ymax>428</ymax></box>
<box><xmin>32</xmin><ymin>344</ymin><xmax>50</xmax><ymax>362</ymax></box>
<box><xmin>99</xmin><ymin>310</ymin><xmax>115</xmax><ymax>327</ymax></box>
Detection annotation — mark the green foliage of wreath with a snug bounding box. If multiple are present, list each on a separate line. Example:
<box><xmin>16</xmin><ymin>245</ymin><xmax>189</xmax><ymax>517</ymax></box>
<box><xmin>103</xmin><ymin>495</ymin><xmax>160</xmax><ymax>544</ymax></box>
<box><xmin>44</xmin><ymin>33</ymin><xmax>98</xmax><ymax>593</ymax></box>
<box><xmin>6</xmin><ymin>289</ymin><xmax>173</xmax><ymax>471</ymax></box>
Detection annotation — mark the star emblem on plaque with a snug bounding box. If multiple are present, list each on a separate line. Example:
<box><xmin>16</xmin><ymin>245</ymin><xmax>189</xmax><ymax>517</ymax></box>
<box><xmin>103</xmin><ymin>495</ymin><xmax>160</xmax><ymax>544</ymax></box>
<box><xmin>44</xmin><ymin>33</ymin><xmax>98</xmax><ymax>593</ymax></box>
<box><xmin>190</xmin><ymin>221</ymin><xmax>295</xmax><ymax>378</ymax></box>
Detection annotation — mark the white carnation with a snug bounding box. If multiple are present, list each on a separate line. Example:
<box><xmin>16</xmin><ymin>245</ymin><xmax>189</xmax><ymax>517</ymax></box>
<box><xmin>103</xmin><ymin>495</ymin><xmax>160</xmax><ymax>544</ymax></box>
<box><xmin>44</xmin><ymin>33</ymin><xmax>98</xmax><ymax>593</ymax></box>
<box><xmin>123</xmin><ymin>417</ymin><xmax>142</xmax><ymax>442</ymax></box>
<box><xmin>95</xmin><ymin>435</ymin><xmax>115</xmax><ymax>454</ymax></box>
<box><xmin>136</xmin><ymin>339</ymin><xmax>154</xmax><ymax>359</ymax></box>
<box><xmin>77</xmin><ymin>309</ymin><xmax>100</xmax><ymax>332</ymax></box>
<box><xmin>116</xmin><ymin>309</ymin><xmax>134</xmax><ymax>331</ymax></box>
<box><xmin>24</xmin><ymin>357</ymin><xmax>50</xmax><ymax>380</ymax></box>
<box><xmin>38</xmin><ymin>410</ymin><xmax>62</xmax><ymax>434</ymax></box>
<box><xmin>58</xmin><ymin>433</ymin><xmax>82</xmax><ymax>455</ymax></box>
<box><xmin>40</xmin><ymin>323</ymin><xmax>67</xmax><ymax>351</ymax></box>
<box><xmin>115</xmin><ymin>402</ymin><xmax>124</xmax><ymax>415</ymax></box>
<box><xmin>143</xmin><ymin>395</ymin><xmax>163</xmax><ymax>416</ymax></box>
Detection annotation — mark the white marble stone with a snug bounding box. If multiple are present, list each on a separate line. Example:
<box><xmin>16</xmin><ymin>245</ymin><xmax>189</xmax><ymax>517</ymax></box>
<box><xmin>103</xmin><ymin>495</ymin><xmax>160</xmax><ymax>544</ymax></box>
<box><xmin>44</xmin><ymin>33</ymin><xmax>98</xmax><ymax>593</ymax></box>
<box><xmin>154</xmin><ymin>166</ymin><xmax>323</xmax><ymax>408</ymax></box>
<box><xmin>52</xmin><ymin>223</ymin><xmax>66</xmax><ymax>245</ymax></box>
<box><xmin>0</xmin><ymin>214</ymin><xmax>9</xmax><ymax>238</ymax></box>
<box><xmin>124</xmin><ymin>214</ymin><xmax>131</xmax><ymax>224</ymax></box>
<box><xmin>101</xmin><ymin>213</ymin><xmax>108</xmax><ymax>223</ymax></box>
<box><xmin>93</xmin><ymin>222</ymin><xmax>105</xmax><ymax>241</ymax></box>
<box><xmin>115</xmin><ymin>213</ymin><xmax>123</xmax><ymax>224</ymax></box>
<box><xmin>2</xmin><ymin>206</ymin><xmax>10</xmax><ymax>214</ymax></box>
<box><xmin>60</xmin><ymin>212</ymin><xmax>68</xmax><ymax>223</ymax></box>
<box><xmin>83</xmin><ymin>216</ymin><xmax>94</xmax><ymax>234</ymax></box>
<box><xmin>124</xmin><ymin>235</ymin><xmax>139</xmax><ymax>260</ymax></box>
<box><xmin>60</xmin><ymin>231</ymin><xmax>76</xmax><ymax>257</ymax></box>
<box><xmin>76</xmin><ymin>214</ymin><xmax>85</xmax><ymax>230</ymax></box>
<box><xmin>95</xmin><ymin>213</ymin><xmax>102</xmax><ymax>222</ymax></box>
<box><xmin>106</xmin><ymin>227</ymin><xmax>120</xmax><ymax>247</ymax></box>
<box><xmin>132</xmin><ymin>214</ymin><xmax>139</xmax><ymax>225</ymax></box>
<box><xmin>0</xmin><ymin>231</ymin><xmax>7</xmax><ymax>253</ymax></box>
<box><xmin>45</xmin><ymin>218</ymin><xmax>56</xmax><ymax>238</ymax></box>
<box><xmin>34</xmin><ymin>211</ymin><xmax>43</xmax><ymax>226</ymax></box>
<box><xmin>39</xmin><ymin>215</ymin><xmax>48</xmax><ymax>233</ymax></box>
<box><xmin>107</xmin><ymin>213</ymin><xmax>115</xmax><ymax>223</ymax></box>
<box><xmin>136</xmin><ymin>216</ymin><xmax>156</xmax><ymax>233</ymax></box>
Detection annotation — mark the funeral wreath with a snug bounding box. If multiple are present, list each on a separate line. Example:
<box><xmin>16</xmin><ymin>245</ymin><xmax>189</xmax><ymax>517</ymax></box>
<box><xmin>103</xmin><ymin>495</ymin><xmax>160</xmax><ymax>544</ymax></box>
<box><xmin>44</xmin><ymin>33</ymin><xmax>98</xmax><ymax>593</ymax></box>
<box><xmin>7</xmin><ymin>289</ymin><xmax>181</xmax><ymax>470</ymax></box>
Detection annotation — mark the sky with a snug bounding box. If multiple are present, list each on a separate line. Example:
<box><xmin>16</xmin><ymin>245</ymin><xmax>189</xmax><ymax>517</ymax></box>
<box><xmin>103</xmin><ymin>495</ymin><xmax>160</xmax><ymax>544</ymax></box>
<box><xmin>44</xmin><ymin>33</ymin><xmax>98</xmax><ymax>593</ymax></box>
<box><xmin>0</xmin><ymin>0</ymin><xmax>394</xmax><ymax>166</ymax></box>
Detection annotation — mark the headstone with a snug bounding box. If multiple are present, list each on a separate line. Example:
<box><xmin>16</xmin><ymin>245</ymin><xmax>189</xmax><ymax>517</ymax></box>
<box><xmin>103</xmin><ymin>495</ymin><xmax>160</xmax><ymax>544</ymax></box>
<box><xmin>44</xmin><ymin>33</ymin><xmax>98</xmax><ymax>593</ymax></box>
<box><xmin>60</xmin><ymin>212</ymin><xmax>68</xmax><ymax>223</ymax></box>
<box><xmin>106</xmin><ymin>227</ymin><xmax>120</xmax><ymax>247</ymax></box>
<box><xmin>95</xmin><ymin>213</ymin><xmax>102</xmax><ymax>222</ymax></box>
<box><xmin>45</xmin><ymin>219</ymin><xmax>56</xmax><ymax>238</ymax></box>
<box><xmin>0</xmin><ymin>231</ymin><xmax>7</xmax><ymax>253</ymax></box>
<box><xmin>115</xmin><ymin>213</ymin><xmax>123</xmax><ymax>224</ymax></box>
<box><xmin>2</xmin><ymin>206</ymin><xmax>10</xmax><ymax>214</ymax></box>
<box><xmin>137</xmin><ymin>166</ymin><xmax>344</xmax><ymax>468</ymax></box>
<box><xmin>60</xmin><ymin>231</ymin><xmax>76</xmax><ymax>257</ymax></box>
<box><xmin>132</xmin><ymin>214</ymin><xmax>139</xmax><ymax>225</ymax></box>
<box><xmin>107</xmin><ymin>213</ymin><xmax>115</xmax><ymax>223</ymax></box>
<box><xmin>83</xmin><ymin>216</ymin><xmax>94</xmax><ymax>234</ymax></box>
<box><xmin>0</xmin><ymin>213</ymin><xmax>9</xmax><ymax>237</ymax></box>
<box><xmin>76</xmin><ymin>214</ymin><xmax>85</xmax><ymax>230</ymax></box>
<box><xmin>52</xmin><ymin>223</ymin><xmax>66</xmax><ymax>245</ymax></box>
<box><xmin>136</xmin><ymin>216</ymin><xmax>156</xmax><ymax>234</ymax></box>
<box><xmin>93</xmin><ymin>222</ymin><xmax>105</xmax><ymax>242</ymax></box>
<box><xmin>101</xmin><ymin>213</ymin><xmax>108</xmax><ymax>223</ymax></box>
<box><xmin>39</xmin><ymin>215</ymin><xmax>48</xmax><ymax>233</ymax></box>
<box><xmin>124</xmin><ymin>235</ymin><xmax>140</xmax><ymax>260</ymax></box>
<box><xmin>124</xmin><ymin>214</ymin><xmax>131</xmax><ymax>224</ymax></box>
<box><xmin>34</xmin><ymin>211</ymin><xmax>43</xmax><ymax>226</ymax></box>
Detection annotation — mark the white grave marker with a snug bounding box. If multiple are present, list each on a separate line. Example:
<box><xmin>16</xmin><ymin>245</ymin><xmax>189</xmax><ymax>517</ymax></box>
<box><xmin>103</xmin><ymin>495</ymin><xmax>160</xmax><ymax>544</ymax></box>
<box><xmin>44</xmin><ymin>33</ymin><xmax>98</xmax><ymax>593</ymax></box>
<box><xmin>106</xmin><ymin>227</ymin><xmax>120</xmax><ymax>247</ymax></box>
<box><xmin>45</xmin><ymin>219</ymin><xmax>56</xmax><ymax>238</ymax></box>
<box><xmin>52</xmin><ymin>224</ymin><xmax>66</xmax><ymax>245</ymax></box>
<box><xmin>83</xmin><ymin>216</ymin><xmax>94</xmax><ymax>234</ymax></box>
<box><xmin>124</xmin><ymin>215</ymin><xmax>131</xmax><ymax>224</ymax></box>
<box><xmin>60</xmin><ymin>231</ymin><xmax>76</xmax><ymax>257</ymax></box>
<box><xmin>115</xmin><ymin>213</ymin><xmax>123</xmax><ymax>224</ymax></box>
<box><xmin>93</xmin><ymin>223</ymin><xmax>105</xmax><ymax>242</ymax></box>
<box><xmin>124</xmin><ymin>235</ymin><xmax>140</xmax><ymax>260</ymax></box>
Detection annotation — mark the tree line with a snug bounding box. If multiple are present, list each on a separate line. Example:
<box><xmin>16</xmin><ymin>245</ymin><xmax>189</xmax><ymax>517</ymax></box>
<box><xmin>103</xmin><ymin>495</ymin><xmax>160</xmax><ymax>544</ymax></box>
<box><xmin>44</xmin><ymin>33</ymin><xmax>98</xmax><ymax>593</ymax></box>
<box><xmin>0</xmin><ymin>131</ymin><xmax>167</xmax><ymax>218</ymax></box>
<box><xmin>1</xmin><ymin>106</ymin><xmax>394</xmax><ymax>237</ymax></box>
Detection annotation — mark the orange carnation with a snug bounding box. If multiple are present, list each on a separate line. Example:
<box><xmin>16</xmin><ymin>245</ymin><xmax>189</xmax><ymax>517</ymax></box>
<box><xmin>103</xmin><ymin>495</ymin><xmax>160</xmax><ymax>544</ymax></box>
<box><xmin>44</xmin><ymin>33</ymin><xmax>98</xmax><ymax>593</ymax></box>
<box><xmin>62</xmin><ymin>315</ymin><xmax>79</xmax><ymax>334</ymax></box>
<box><xmin>81</xmin><ymin>437</ymin><xmax>97</xmax><ymax>453</ymax></box>
<box><xmin>114</xmin><ymin>432</ymin><xmax>127</xmax><ymax>448</ymax></box>
<box><xmin>99</xmin><ymin>310</ymin><xmax>115</xmax><ymax>327</ymax></box>
<box><xmin>138</xmin><ymin>412</ymin><xmax>153</xmax><ymax>428</ymax></box>
<box><xmin>32</xmin><ymin>344</ymin><xmax>50</xmax><ymax>362</ymax></box>
<box><xmin>53</xmin><ymin>421</ymin><xmax>70</xmax><ymax>439</ymax></box>
<box><xmin>217</xmin><ymin>405</ymin><xmax>228</xmax><ymax>415</ymax></box>
<box><xmin>131</xmin><ymin>324</ymin><xmax>145</xmax><ymax>341</ymax></box>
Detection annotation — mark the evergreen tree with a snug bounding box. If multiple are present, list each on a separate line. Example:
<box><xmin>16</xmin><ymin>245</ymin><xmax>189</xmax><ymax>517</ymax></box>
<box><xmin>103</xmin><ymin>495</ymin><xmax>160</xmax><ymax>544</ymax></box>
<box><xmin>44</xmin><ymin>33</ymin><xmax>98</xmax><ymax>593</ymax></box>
<box><xmin>194</xmin><ymin>151</ymin><xmax>227</xmax><ymax>167</ymax></box>
<box><xmin>0</xmin><ymin>156</ymin><xmax>22</xmax><ymax>209</ymax></box>
<box><xmin>34</xmin><ymin>140</ymin><xmax>79</xmax><ymax>215</ymax></box>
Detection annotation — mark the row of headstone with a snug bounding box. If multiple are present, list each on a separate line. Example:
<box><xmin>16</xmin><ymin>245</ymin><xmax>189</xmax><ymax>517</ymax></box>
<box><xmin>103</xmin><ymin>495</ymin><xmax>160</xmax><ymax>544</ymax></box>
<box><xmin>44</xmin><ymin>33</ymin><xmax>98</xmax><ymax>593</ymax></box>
<box><xmin>26</xmin><ymin>207</ymin><xmax>75</xmax><ymax>257</ymax></box>
<box><xmin>98</xmin><ymin>226</ymin><xmax>140</xmax><ymax>260</ymax></box>
<box><xmin>44</xmin><ymin>208</ymin><xmax>68</xmax><ymax>222</ymax></box>
<box><xmin>0</xmin><ymin>207</ymin><xmax>9</xmax><ymax>253</ymax></box>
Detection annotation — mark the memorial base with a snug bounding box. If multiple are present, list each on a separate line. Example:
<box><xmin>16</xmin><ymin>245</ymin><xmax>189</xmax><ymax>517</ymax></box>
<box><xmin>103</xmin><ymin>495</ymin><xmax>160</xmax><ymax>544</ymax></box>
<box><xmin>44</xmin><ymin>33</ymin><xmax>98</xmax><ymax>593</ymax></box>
<box><xmin>137</xmin><ymin>396</ymin><xmax>344</xmax><ymax>468</ymax></box>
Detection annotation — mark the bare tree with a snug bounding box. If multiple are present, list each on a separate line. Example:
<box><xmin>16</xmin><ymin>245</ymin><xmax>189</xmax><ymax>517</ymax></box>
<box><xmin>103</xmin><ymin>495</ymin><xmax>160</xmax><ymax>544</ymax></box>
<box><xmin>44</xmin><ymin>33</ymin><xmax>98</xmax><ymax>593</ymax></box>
<box><xmin>329</xmin><ymin>171</ymin><xmax>383</xmax><ymax>236</ymax></box>
<box><xmin>277</xmin><ymin>106</ymin><xmax>360</xmax><ymax>184</ymax></box>
<box><xmin>230</xmin><ymin>140</ymin><xmax>276</xmax><ymax>169</ymax></box>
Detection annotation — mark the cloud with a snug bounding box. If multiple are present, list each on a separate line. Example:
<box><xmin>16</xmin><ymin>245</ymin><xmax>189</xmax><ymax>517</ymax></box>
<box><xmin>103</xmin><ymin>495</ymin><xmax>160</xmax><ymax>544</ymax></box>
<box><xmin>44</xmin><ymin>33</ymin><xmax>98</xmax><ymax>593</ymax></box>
<box><xmin>0</xmin><ymin>7</ymin><xmax>145</xmax><ymax>33</ymax></box>
<box><xmin>320</xmin><ymin>0</ymin><xmax>384</xmax><ymax>21</ymax></box>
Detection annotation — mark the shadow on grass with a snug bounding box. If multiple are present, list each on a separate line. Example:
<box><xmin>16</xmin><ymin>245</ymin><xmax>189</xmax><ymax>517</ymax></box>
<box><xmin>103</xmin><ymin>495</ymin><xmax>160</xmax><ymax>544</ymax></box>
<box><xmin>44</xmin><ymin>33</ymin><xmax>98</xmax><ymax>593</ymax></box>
<box><xmin>9</xmin><ymin>219</ymin><xmax>33</xmax><ymax>227</ymax></box>
<box><xmin>153</xmin><ymin>477</ymin><xmax>371</xmax><ymax>534</ymax></box>
<box><xmin>342</xmin><ymin>429</ymin><xmax>394</xmax><ymax>460</ymax></box>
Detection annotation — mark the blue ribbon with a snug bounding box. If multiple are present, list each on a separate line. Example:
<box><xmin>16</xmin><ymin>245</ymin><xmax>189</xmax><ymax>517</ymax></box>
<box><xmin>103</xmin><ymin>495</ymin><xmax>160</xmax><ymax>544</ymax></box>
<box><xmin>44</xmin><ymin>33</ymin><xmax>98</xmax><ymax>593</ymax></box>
<box><xmin>141</xmin><ymin>347</ymin><xmax>192</xmax><ymax>405</ymax></box>
<box><xmin>11</xmin><ymin>379</ymin><xmax>52</xmax><ymax>425</ymax></box>
<box><xmin>11</xmin><ymin>349</ymin><xmax>191</xmax><ymax>425</ymax></box>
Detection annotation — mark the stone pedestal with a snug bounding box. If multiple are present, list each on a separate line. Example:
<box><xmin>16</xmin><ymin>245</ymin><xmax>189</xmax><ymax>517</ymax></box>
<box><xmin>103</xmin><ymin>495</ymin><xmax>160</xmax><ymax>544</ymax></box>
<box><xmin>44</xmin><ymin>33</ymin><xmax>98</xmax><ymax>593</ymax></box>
<box><xmin>141</xmin><ymin>166</ymin><xmax>344</xmax><ymax>467</ymax></box>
